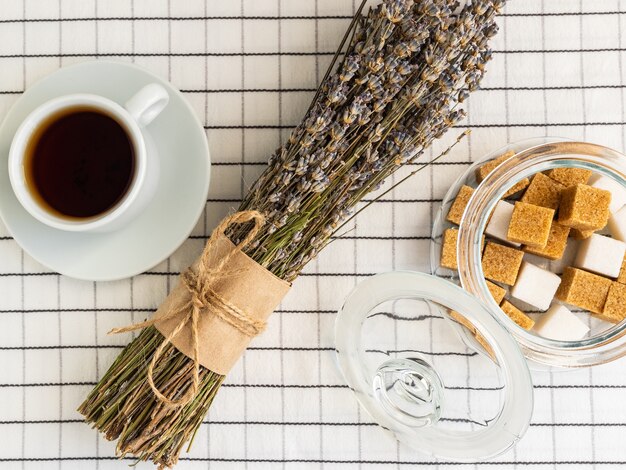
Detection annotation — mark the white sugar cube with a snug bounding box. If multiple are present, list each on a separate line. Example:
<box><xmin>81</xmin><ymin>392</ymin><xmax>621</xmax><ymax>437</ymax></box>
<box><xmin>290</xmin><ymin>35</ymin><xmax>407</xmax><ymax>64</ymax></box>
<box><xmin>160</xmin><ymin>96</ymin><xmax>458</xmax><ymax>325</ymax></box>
<box><xmin>485</xmin><ymin>200</ymin><xmax>520</xmax><ymax>247</ymax></box>
<box><xmin>574</xmin><ymin>233</ymin><xmax>626</xmax><ymax>278</ymax></box>
<box><xmin>510</xmin><ymin>261</ymin><xmax>562</xmax><ymax>311</ymax></box>
<box><xmin>589</xmin><ymin>174</ymin><xmax>626</xmax><ymax>213</ymax></box>
<box><xmin>608</xmin><ymin>205</ymin><xmax>626</xmax><ymax>242</ymax></box>
<box><xmin>533</xmin><ymin>304</ymin><xmax>590</xmax><ymax>341</ymax></box>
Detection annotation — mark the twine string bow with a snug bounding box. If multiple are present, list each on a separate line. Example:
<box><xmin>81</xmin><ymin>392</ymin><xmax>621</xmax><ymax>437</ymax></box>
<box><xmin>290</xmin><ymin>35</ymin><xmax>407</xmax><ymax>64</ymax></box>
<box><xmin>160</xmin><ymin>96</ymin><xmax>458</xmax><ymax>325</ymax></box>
<box><xmin>109</xmin><ymin>211</ymin><xmax>265</xmax><ymax>408</ymax></box>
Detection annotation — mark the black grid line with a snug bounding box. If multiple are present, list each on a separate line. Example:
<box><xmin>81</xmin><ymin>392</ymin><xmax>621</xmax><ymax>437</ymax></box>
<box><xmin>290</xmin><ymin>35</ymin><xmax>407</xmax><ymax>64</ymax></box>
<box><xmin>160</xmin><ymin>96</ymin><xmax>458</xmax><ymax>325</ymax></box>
<box><xmin>3</xmin><ymin>48</ymin><xmax>626</xmax><ymax>58</ymax></box>
<box><xmin>1</xmin><ymin>10</ymin><xmax>626</xmax><ymax>24</ymax></box>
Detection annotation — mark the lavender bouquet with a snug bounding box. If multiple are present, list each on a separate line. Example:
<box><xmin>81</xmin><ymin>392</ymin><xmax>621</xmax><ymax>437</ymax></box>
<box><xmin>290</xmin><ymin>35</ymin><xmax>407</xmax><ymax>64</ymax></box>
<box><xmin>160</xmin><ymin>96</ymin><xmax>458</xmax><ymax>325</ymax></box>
<box><xmin>79</xmin><ymin>0</ymin><xmax>503</xmax><ymax>467</ymax></box>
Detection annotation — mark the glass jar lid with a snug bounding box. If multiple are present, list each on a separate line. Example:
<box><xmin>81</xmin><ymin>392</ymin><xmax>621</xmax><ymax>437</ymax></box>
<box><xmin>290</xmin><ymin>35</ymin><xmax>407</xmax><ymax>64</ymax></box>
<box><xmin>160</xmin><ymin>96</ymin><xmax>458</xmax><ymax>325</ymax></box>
<box><xmin>334</xmin><ymin>271</ymin><xmax>533</xmax><ymax>461</ymax></box>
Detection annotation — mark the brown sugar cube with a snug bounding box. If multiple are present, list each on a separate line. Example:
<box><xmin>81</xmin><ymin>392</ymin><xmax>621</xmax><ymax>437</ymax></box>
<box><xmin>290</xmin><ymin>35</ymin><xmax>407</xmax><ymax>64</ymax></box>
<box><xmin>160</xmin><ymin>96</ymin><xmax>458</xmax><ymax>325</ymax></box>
<box><xmin>450</xmin><ymin>311</ymin><xmax>498</xmax><ymax>360</ymax></box>
<box><xmin>449</xmin><ymin>310</ymin><xmax>477</xmax><ymax>334</ymax></box>
<box><xmin>475</xmin><ymin>152</ymin><xmax>529</xmax><ymax>197</ymax></box>
<box><xmin>482</xmin><ymin>242</ymin><xmax>524</xmax><ymax>286</ymax></box>
<box><xmin>500</xmin><ymin>300</ymin><xmax>535</xmax><ymax>330</ymax></box>
<box><xmin>440</xmin><ymin>228</ymin><xmax>459</xmax><ymax>270</ymax></box>
<box><xmin>486</xmin><ymin>280</ymin><xmax>506</xmax><ymax>304</ymax></box>
<box><xmin>446</xmin><ymin>185</ymin><xmax>474</xmax><ymax>225</ymax></box>
<box><xmin>474</xmin><ymin>331</ymin><xmax>496</xmax><ymax>360</ymax></box>
<box><xmin>558</xmin><ymin>184</ymin><xmax>611</xmax><ymax>231</ymax></box>
<box><xmin>555</xmin><ymin>267</ymin><xmax>612</xmax><ymax>314</ymax></box>
<box><xmin>520</xmin><ymin>173</ymin><xmax>565</xmax><ymax>210</ymax></box>
<box><xmin>597</xmin><ymin>282</ymin><xmax>626</xmax><ymax>323</ymax></box>
<box><xmin>440</xmin><ymin>228</ymin><xmax>485</xmax><ymax>270</ymax></box>
<box><xmin>524</xmin><ymin>222</ymin><xmax>570</xmax><ymax>260</ymax></box>
<box><xmin>546</xmin><ymin>168</ymin><xmax>592</xmax><ymax>187</ymax></box>
<box><xmin>475</xmin><ymin>151</ymin><xmax>515</xmax><ymax>183</ymax></box>
<box><xmin>503</xmin><ymin>179</ymin><xmax>530</xmax><ymax>198</ymax></box>
<box><xmin>570</xmin><ymin>228</ymin><xmax>595</xmax><ymax>240</ymax></box>
<box><xmin>507</xmin><ymin>202</ymin><xmax>555</xmax><ymax>248</ymax></box>
<box><xmin>617</xmin><ymin>255</ymin><xmax>626</xmax><ymax>284</ymax></box>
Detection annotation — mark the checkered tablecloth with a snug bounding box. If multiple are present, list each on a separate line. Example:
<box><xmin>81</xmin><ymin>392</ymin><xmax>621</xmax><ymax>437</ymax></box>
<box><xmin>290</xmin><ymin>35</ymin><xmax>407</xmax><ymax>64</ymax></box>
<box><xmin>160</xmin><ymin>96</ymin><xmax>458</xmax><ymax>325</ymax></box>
<box><xmin>3</xmin><ymin>0</ymin><xmax>626</xmax><ymax>468</ymax></box>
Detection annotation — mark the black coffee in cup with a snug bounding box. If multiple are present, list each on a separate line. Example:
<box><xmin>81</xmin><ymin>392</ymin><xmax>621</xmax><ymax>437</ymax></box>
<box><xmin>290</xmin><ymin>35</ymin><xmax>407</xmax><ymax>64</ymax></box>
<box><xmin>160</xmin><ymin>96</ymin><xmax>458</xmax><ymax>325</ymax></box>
<box><xmin>24</xmin><ymin>108</ymin><xmax>135</xmax><ymax>219</ymax></box>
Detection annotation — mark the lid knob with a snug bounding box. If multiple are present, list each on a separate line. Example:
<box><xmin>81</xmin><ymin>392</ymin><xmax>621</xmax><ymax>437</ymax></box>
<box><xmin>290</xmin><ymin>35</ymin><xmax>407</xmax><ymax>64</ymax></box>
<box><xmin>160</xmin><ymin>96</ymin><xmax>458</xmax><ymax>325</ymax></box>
<box><xmin>373</xmin><ymin>357</ymin><xmax>444</xmax><ymax>428</ymax></box>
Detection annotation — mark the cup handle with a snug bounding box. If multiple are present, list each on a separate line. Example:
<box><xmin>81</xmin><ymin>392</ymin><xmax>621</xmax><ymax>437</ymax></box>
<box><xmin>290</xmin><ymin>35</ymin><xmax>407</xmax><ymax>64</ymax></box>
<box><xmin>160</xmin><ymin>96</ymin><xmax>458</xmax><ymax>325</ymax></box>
<box><xmin>124</xmin><ymin>83</ymin><xmax>169</xmax><ymax>127</ymax></box>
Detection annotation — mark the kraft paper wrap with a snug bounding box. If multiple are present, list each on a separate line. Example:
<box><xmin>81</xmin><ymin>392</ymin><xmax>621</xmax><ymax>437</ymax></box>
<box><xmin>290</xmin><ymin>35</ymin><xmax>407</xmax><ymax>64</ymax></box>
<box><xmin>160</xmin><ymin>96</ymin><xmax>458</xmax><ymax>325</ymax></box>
<box><xmin>153</xmin><ymin>234</ymin><xmax>291</xmax><ymax>375</ymax></box>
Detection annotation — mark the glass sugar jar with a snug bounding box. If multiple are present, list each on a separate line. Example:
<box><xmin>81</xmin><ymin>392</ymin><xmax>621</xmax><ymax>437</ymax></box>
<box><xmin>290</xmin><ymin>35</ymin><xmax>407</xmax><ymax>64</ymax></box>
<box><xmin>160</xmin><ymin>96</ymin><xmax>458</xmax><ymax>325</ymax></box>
<box><xmin>334</xmin><ymin>138</ymin><xmax>626</xmax><ymax>462</ymax></box>
<box><xmin>431</xmin><ymin>138</ymin><xmax>626</xmax><ymax>368</ymax></box>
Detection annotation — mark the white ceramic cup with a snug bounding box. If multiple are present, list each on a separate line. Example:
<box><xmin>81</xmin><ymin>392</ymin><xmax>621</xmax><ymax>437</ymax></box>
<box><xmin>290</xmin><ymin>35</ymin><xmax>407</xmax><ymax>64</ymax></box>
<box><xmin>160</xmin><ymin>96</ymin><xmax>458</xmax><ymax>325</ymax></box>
<box><xmin>8</xmin><ymin>83</ymin><xmax>169</xmax><ymax>232</ymax></box>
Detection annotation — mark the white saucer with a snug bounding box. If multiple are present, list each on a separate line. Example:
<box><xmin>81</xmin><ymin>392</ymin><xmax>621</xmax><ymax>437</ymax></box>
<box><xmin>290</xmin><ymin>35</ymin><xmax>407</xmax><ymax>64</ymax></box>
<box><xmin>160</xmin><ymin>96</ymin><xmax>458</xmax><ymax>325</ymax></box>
<box><xmin>0</xmin><ymin>61</ymin><xmax>210</xmax><ymax>281</ymax></box>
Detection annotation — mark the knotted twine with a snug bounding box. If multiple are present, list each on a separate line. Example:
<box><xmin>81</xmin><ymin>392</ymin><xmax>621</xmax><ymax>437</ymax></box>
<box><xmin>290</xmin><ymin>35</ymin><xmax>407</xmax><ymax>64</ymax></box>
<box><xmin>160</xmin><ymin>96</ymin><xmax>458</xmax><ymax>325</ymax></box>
<box><xmin>109</xmin><ymin>211</ymin><xmax>285</xmax><ymax>408</ymax></box>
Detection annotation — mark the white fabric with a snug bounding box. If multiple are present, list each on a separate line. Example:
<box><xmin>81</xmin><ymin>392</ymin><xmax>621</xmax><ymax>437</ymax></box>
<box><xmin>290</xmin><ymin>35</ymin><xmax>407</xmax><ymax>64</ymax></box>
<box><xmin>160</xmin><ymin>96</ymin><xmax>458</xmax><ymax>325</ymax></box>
<box><xmin>2</xmin><ymin>0</ymin><xmax>626</xmax><ymax>468</ymax></box>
